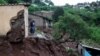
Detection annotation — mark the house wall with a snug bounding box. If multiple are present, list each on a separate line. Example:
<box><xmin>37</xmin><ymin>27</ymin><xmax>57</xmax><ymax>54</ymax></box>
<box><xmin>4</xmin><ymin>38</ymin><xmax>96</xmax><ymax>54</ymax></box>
<box><xmin>24</xmin><ymin>7</ymin><xmax>29</xmax><ymax>37</ymax></box>
<box><xmin>40</xmin><ymin>11</ymin><xmax>53</xmax><ymax>28</ymax></box>
<box><xmin>41</xmin><ymin>11</ymin><xmax>53</xmax><ymax>19</ymax></box>
<box><xmin>29</xmin><ymin>15</ymin><xmax>44</xmax><ymax>27</ymax></box>
<box><xmin>0</xmin><ymin>5</ymin><xmax>25</xmax><ymax>35</ymax></box>
<box><xmin>78</xmin><ymin>44</ymin><xmax>83</xmax><ymax>55</ymax></box>
<box><xmin>31</xmin><ymin>11</ymin><xmax>53</xmax><ymax>28</ymax></box>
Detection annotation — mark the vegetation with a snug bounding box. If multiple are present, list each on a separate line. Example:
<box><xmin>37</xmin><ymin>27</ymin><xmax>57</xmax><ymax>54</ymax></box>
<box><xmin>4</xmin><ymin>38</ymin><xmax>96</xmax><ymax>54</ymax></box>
<box><xmin>52</xmin><ymin>7</ymin><xmax>64</xmax><ymax>22</ymax></box>
<box><xmin>28</xmin><ymin>0</ymin><xmax>54</xmax><ymax>13</ymax></box>
<box><xmin>53</xmin><ymin>1</ymin><xmax>100</xmax><ymax>45</ymax></box>
<box><xmin>53</xmin><ymin>11</ymin><xmax>90</xmax><ymax>40</ymax></box>
<box><xmin>0</xmin><ymin>0</ymin><xmax>54</xmax><ymax>13</ymax></box>
<box><xmin>4</xmin><ymin>0</ymin><xmax>31</xmax><ymax>3</ymax></box>
<box><xmin>81</xmin><ymin>39</ymin><xmax>100</xmax><ymax>48</ymax></box>
<box><xmin>0</xmin><ymin>0</ymin><xmax>6</xmax><ymax>4</ymax></box>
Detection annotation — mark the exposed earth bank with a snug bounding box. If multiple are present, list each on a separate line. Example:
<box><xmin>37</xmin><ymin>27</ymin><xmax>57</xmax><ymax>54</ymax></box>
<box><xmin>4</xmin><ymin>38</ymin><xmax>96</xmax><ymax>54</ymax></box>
<box><xmin>0</xmin><ymin>37</ymin><xmax>68</xmax><ymax>56</ymax></box>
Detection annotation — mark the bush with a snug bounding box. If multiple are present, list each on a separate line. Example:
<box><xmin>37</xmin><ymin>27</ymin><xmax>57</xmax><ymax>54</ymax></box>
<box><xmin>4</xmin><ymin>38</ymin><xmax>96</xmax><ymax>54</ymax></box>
<box><xmin>53</xmin><ymin>13</ymin><xmax>91</xmax><ymax>41</ymax></box>
<box><xmin>0</xmin><ymin>0</ymin><xmax>6</xmax><ymax>4</ymax></box>
<box><xmin>90</xmin><ymin>27</ymin><xmax>100</xmax><ymax>43</ymax></box>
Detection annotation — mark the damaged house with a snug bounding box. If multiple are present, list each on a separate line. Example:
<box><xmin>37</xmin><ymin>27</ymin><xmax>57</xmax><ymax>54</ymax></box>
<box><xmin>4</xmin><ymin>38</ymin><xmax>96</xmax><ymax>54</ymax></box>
<box><xmin>0</xmin><ymin>3</ymin><xmax>30</xmax><ymax>42</ymax></box>
<box><xmin>29</xmin><ymin>11</ymin><xmax>53</xmax><ymax>31</ymax></box>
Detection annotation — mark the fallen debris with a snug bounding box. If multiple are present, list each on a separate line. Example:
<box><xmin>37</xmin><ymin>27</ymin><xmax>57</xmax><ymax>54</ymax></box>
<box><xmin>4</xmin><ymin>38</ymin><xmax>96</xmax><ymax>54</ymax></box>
<box><xmin>0</xmin><ymin>37</ymin><xmax>68</xmax><ymax>56</ymax></box>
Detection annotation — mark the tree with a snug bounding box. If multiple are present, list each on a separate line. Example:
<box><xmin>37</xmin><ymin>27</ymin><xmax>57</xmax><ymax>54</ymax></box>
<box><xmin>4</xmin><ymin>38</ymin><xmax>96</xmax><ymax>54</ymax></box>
<box><xmin>22</xmin><ymin>0</ymin><xmax>32</xmax><ymax>3</ymax></box>
<box><xmin>5</xmin><ymin>0</ymin><xmax>32</xmax><ymax>4</ymax></box>
<box><xmin>48</xmin><ymin>1</ymin><xmax>54</xmax><ymax>6</ymax></box>
<box><xmin>33</xmin><ymin>0</ymin><xmax>46</xmax><ymax>6</ymax></box>
<box><xmin>53</xmin><ymin>13</ymin><xmax>90</xmax><ymax>41</ymax></box>
<box><xmin>28</xmin><ymin>4</ymin><xmax>41</xmax><ymax>13</ymax></box>
<box><xmin>90</xmin><ymin>27</ymin><xmax>100</xmax><ymax>44</ymax></box>
<box><xmin>52</xmin><ymin>7</ymin><xmax>64</xmax><ymax>22</ymax></box>
<box><xmin>0</xmin><ymin>0</ymin><xmax>6</xmax><ymax>4</ymax></box>
<box><xmin>5</xmin><ymin>0</ymin><xmax>18</xmax><ymax>3</ymax></box>
<box><xmin>28</xmin><ymin>0</ymin><xmax>54</xmax><ymax>12</ymax></box>
<box><xmin>53</xmin><ymin>5</ymin><xmax>100</xmax><ymax>44</ymax></box>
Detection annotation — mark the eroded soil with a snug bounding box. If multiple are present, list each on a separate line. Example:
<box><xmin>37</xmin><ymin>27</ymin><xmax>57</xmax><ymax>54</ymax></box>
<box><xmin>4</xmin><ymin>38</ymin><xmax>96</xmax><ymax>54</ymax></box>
<box><xmin>0</xmin><ymin>38</ymin><xmax>68</xmax><ymax>56</ymax></box>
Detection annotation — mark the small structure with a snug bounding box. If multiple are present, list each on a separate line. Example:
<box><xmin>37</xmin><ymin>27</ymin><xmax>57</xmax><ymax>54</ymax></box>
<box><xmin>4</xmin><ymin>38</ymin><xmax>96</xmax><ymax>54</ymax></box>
<box><xmin>29</xmin><ymin>11</ymin><xmax>53</xmax><ymax>31</ymax></box>
<box><xmin>78</xmin><ymin>44</ymin><xmax>100</xmax><ymax>56</ymax></box>
<box><xmin>73</xmin><ymin>2</ymin><xmax>90</xmax><ymax>9</ymax></box>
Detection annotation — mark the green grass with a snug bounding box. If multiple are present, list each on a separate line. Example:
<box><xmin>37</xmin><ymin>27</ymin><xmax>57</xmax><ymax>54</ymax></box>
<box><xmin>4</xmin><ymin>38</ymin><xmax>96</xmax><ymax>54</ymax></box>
<box><xmin>81</xmin><ymin>39</ymin><xmax>100</xmax><ymax>48</ymax></box>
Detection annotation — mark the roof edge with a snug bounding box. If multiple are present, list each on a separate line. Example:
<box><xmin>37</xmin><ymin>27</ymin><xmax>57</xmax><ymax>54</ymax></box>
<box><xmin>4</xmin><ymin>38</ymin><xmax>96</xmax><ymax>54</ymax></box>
<box><xmin>80</xmin><ymin>43</ymin><xmax>100</xmax><ymax>51</ymax></box>
<box><xmin>0</xmin><ymin>3</ymin><xmax>31</xmax><ymax>6</ymax></box>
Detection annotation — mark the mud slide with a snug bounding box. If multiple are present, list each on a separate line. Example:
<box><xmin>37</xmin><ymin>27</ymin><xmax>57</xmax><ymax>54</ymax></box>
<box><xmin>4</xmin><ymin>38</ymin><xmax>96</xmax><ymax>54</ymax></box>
<box><xmin>0</xmin><ymin>37</ymin><xmax>68</xmax><ymax>56</ymax></box>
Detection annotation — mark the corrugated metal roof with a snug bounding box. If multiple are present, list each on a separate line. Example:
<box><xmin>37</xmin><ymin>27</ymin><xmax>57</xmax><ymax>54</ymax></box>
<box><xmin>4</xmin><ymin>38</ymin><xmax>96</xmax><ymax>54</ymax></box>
<box><xmin>80</xmin><ymin>44</ymin><xmax>100</xmax><ymax>51</ymax></box>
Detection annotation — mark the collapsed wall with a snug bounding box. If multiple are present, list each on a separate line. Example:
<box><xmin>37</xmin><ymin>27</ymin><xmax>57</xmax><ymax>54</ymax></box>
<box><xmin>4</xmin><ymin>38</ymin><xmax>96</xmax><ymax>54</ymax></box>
<box><xmin>6</xmin><ymin>10</ymin><xmax>25</xmax><ymax>42</ymax></box>
<box><xmin>0</xmin><ymin>5</ymin><xmax>25</xmax><ymax>36</ymax></box>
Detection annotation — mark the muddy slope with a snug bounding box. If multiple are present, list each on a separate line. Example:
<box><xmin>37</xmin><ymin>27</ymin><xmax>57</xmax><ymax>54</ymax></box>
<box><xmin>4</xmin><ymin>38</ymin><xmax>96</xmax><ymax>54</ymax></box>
<box><xmin>0</xmin><ymin>38</ymin><xmax>68</xmax><ymax>56</ymax></box>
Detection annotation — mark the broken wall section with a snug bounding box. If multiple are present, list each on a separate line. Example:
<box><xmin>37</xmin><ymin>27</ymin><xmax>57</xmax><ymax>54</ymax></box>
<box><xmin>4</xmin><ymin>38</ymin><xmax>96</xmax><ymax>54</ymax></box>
<box><xmin>0</xmin><ymin>5</ymin><xmax>25</xmax><ymax>36</ymax></box>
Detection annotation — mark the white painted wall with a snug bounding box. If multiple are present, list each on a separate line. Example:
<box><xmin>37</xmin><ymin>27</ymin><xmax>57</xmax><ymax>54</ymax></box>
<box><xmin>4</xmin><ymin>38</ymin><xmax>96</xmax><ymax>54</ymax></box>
<box><xmin>0</xmin><ymin>5</ymin><xmax>25</xmax><ymax>35</ymax></box>
<box><xmin>24</xmin><ymin>7</ymin><xmax>29</xmax><ymax>37</ymax></box>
